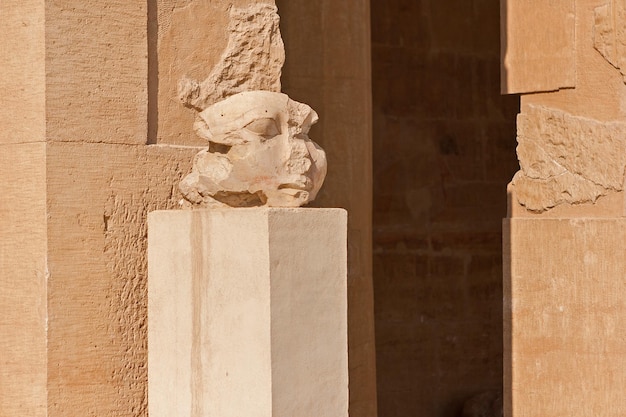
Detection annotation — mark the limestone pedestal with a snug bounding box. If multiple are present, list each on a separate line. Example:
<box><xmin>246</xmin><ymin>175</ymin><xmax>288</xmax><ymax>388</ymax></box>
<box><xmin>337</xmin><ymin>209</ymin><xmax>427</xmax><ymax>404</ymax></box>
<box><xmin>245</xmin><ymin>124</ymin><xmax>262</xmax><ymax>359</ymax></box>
<box><xmin>504</xmin><ymin>218</ymin><xmax>626</xmax><ymax>417</ymax></box>
<box><xmin>147</xmin><ymin>208</ymin><xmax>348</xmax><ymax>417</ymax></box>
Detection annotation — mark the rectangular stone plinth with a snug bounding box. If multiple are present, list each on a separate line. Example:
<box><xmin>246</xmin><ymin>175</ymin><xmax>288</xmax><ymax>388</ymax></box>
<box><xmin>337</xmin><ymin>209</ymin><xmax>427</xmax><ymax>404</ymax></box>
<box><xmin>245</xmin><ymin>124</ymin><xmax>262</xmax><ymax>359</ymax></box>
<box><xmin>504</xmin><ymin>218</ymin><xmax>626</xmax><ymax>417</ymax></box>
<box><xmin>148</xmin><ymin>208</ymin><xmax>348</xmax><ymax>417</ymax></box>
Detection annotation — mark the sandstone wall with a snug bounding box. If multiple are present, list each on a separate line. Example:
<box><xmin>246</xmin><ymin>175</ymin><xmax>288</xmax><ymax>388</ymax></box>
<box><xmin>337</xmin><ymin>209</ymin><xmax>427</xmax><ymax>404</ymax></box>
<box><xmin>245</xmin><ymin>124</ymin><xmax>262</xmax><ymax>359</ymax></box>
<box><xmin>503</xmin><ymin>1</ymin><xmax>626</xmax><ymax>416</ymax></box>
<box><xmin>505</xmin><ymin>0</ymin><xmax>626</xmax><ymax>216</ymax></box>
<box><xmin>371</xmin><ymin>1</ymin><xmax>519</xmax><ymax>415</ymax></box>
<box><xmin>0</xmin><ymin>1</ymin><xmax>377</xmax><ymax>416</ymax></box>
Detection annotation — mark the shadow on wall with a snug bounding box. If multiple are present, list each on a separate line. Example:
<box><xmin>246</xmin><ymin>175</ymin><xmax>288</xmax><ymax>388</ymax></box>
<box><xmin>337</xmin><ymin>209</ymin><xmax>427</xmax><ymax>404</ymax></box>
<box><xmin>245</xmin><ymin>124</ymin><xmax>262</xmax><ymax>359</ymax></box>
<box><xmin>371</xmin><ymin>0</ymin><xmax>519</xmax><ymax>416</ymax></box>
<box><xmin>276</xmin><ymin>2</ymin><xmax>380</xmax><ymax>417</ymax></box>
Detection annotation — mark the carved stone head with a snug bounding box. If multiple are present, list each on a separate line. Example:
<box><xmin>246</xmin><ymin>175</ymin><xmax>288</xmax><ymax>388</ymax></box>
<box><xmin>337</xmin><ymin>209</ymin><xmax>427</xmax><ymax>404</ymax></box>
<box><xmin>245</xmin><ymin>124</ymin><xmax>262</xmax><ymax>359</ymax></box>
<box><xmin>180</xmin><ymin>91</ymin><xmax>327</xmax><ymax>207</ymax></box>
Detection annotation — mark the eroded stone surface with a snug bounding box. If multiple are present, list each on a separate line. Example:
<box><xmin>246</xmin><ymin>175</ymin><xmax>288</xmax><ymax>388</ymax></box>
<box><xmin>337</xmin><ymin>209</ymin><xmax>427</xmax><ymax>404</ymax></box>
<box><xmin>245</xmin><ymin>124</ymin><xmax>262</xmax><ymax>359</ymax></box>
<box><xmin>511</xmin><ymin>105</ymin><xmax>626</xmax><ymax>211</ymax></box>
<box><xmin>178</xmin><ymin>3</ymin><xmax>284</xmax><ymax>110</ymax></box>
<box><xmin>594</xmin><ymin>1</ymin><xmax>626</xmax><ymax>83</ymax></box>
<box><xmin>180</xmin><ymin>91</ymin><xmax>327</xmax><ymax>207</ymax></box>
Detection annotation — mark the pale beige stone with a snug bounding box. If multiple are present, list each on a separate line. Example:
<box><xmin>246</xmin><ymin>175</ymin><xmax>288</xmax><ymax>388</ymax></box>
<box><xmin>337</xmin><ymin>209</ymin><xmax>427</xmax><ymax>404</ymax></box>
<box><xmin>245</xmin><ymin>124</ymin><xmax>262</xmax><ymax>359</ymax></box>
<box><xmin>180</xmin><ymin>91</ymin><xmax>327</xmax><ymax>207</ymax></box>
<box><xmin>0</xmin><ymin>0</ymin><xmax>45</xmax><ymax>145</ymax></box>
<box><xmin>178</xmin><ymin>3</ymin><xmax>284</xmax><ymax>111</ymax></box>
<box><xmin>148</xmin><ymin>208</ymin><xmax>348</xmax><ymax>417</ymax></box>
<box><xmin>501</xmin><ymin>0</ymin><xmax>576</xmax><ymax>94</ymax></box>
<box><xmin>511</xmin><ymin>105</ymin><xmax>626</xmax><ymax>212</ymax></box>
<box><xmin>0</xmin><ymin>143</ymin><xmax>47</xmax><ymax>417</ymax></box>
<box><xmin>504</xmin><ymin>219</ymin><xmax>626</xmax><ymax>417</ymax></box>
<box><xmin>277</xmin><ymin>1</ymin><xmax>377</xmax><ymax>414</ymax></box>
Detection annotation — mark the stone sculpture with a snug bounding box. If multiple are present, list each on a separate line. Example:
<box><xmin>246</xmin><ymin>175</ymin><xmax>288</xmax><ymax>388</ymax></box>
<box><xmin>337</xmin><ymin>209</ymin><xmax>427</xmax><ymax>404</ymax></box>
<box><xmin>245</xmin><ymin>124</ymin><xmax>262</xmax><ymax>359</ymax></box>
<box><xmin>179</xmin><ymin>91</ymin><xmax>327</xmax><ymax>207</ymax></box>
<box><xmin>178</xmin><ymin>4</ymin><xmax>327</xmax><ymax>208</ymax></box>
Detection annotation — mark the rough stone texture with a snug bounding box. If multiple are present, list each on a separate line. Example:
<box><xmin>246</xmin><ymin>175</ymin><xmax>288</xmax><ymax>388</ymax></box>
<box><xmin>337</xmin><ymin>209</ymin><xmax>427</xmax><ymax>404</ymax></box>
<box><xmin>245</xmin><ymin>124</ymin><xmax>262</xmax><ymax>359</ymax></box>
<box><xmin>156</xmin><ymin>0</ymin><xmax>274</xmax><ymax>145</ymax></box>
<box><xmin>277</xmin><ymin>1</ymin><xmax>378</xmax><ymax>416</ymax></box>
<box><xmin>45</xmin><ymin>1</ymin><xmax>148</xmax><ymax>144</ymax></box>
<box><xmin>148</xmin><ymin>209</ymin><xmax>348</xmax><ymax>417</ymax></box>
<box><xmin>370</xmin><ymin>0</ymin><xmax>519</xmax><ymax>416</ymax></box>
<box><xmin>508</xmin><ymin>0</ymin><xmax>626</xmax><ymax>216</ymax></box>
<box><xmin>179</xmin><ymin>91</ymin><xmax>327</xmax><ymax>208</ymax></box>
<box><xmin>512</xmin><ymin>105</ymin><xmax>626</xmax><ymax>212</ymax></box>
<box><xmin>178</xmin><ymin>3</ymin><xmax>284</xmax><ymax>111</ymax></box>
<box><xmin>46</xmin><ymin>143</ymin><xmax>197</xmax><ymax>416</ymax></box>
<box><xmin>593</xmin><ymin>0</ymin><xmax>626</xmax><ymax>83</ymax></box>
<box><xmin>501</xmin><ymin>0</ymin><xmax>576</xmax><ymax>94</ymax></box>
<box><xmin>504</xmin><ymin>219</ymin><xmax>626</xmax><ymax>417</ymax></box>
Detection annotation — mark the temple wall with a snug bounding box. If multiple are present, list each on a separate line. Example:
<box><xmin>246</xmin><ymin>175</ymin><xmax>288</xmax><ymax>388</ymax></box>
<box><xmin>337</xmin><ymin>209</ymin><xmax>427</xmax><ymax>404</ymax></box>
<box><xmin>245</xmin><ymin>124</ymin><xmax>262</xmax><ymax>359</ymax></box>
<box><xmin>371</xmin><ymin>0</ymin><xmax>519</xmax><ymax>415</ymax></box>
<box><xmin>0</xmin><ymin>1</ymin><xmax>377</xmax><ymax>416</ymax></box>
<box><xmin>503</xmin><ymin>0</ymin><xmax>626</xmax><ymax>416</ymax></box>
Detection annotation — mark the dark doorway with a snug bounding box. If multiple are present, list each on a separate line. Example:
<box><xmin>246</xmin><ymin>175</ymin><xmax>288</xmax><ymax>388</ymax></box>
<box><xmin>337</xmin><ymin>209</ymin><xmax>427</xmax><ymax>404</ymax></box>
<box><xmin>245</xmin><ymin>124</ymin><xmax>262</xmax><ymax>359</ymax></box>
<box><xmin>371</xmin><ymin>1</ymin><xmax>519</xmax><ymax>416</ymax></box>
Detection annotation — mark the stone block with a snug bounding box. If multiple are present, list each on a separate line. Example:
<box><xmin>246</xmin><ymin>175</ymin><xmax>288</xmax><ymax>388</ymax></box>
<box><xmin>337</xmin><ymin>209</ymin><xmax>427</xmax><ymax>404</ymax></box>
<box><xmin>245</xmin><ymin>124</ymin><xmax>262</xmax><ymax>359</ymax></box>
<box><xmin>148</xmin><ymin>208</ymin><xmax>348</xmax><ymax>417</ymax></box>
<box><xmin>0</xmin><ymin>0</ymin><xmax>45</xmax><ymax>145</ymax></box>
<box><xmin>0</xmin><ymin>143</ymin><xmax>47</xmax><ymax>417</ymax></box>
<box><xmin>44</xmin><ymin>142</ymin><xmax>197</xmax><ymax>416</ymax></box>
<box><xmin>45</xmin><ymin>0</ymin><xmax>148</xmax><ymax>144</ymax></box>
<box><xmin>504</xmin><ymin>218</ymin><xmax>626</xmax><ymax>417</ymax></box>
<box><xmin>501</xmin><ymin>0</ymin><xmax>576</xmax><ymax>94</ymax></box>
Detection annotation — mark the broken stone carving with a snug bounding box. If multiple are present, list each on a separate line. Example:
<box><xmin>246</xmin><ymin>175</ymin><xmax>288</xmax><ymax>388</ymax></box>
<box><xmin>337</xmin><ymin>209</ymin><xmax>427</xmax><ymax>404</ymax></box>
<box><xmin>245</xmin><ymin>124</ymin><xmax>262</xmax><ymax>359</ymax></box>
<box><xmin>511</xmin><ymin>105</ymin><xmax>626</xmax><ymax>211</ymax></box>
<box><xmin>178</xmin><ymin>3</ymin><xmax>285</xmax><ymax>111</ymax></box>
<box><xmin>177</xmin><ymin>4</ymin><xmax>327</xmax><ymax>207</ymax></box>
<box><xmin>594</xmin><ymin>1</ymin><xmax>626</xmax><ymax>83</ymax></box>
<box><xmin>179</xmin><ymin>91</ymin><xmax>327</xmax><ymax>208</ymax></box>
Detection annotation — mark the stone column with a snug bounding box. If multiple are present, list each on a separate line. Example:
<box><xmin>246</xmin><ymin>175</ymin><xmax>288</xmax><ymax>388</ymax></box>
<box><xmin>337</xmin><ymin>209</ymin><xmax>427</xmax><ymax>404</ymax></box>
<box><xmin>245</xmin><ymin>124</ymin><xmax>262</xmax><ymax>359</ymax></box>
<box><xmin>0</xmin><ymin>1</ymin><xmax>197</xmax><ymax>416</ymax></box>
<box><xmin>148</xmin><ymin>208</ymin><xmax>348</xmax><ymax>417</ymax></box>
<box><xmin>502</xmin><ymin>0</ymin><xmax>626</xmax><ymax>415</ymax></box>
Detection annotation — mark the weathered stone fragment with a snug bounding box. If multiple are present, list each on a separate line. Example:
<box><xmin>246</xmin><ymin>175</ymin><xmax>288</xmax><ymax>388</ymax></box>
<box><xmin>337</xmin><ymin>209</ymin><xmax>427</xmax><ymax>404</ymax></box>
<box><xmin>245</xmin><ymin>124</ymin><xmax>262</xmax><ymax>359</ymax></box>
<box><xmin>179</xmin><ymin>91</ymin><xmax>327</xmax><ymax>208</ymax></box>
<box><xmin>512</xmin><ymin>105</ymin><xmax>626</xmax><ymax>211</ymax></box>
<box><xmin>178</xmin><ymin>3</ymin><xmax>284</xmax><ymax>111</ymax></box>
